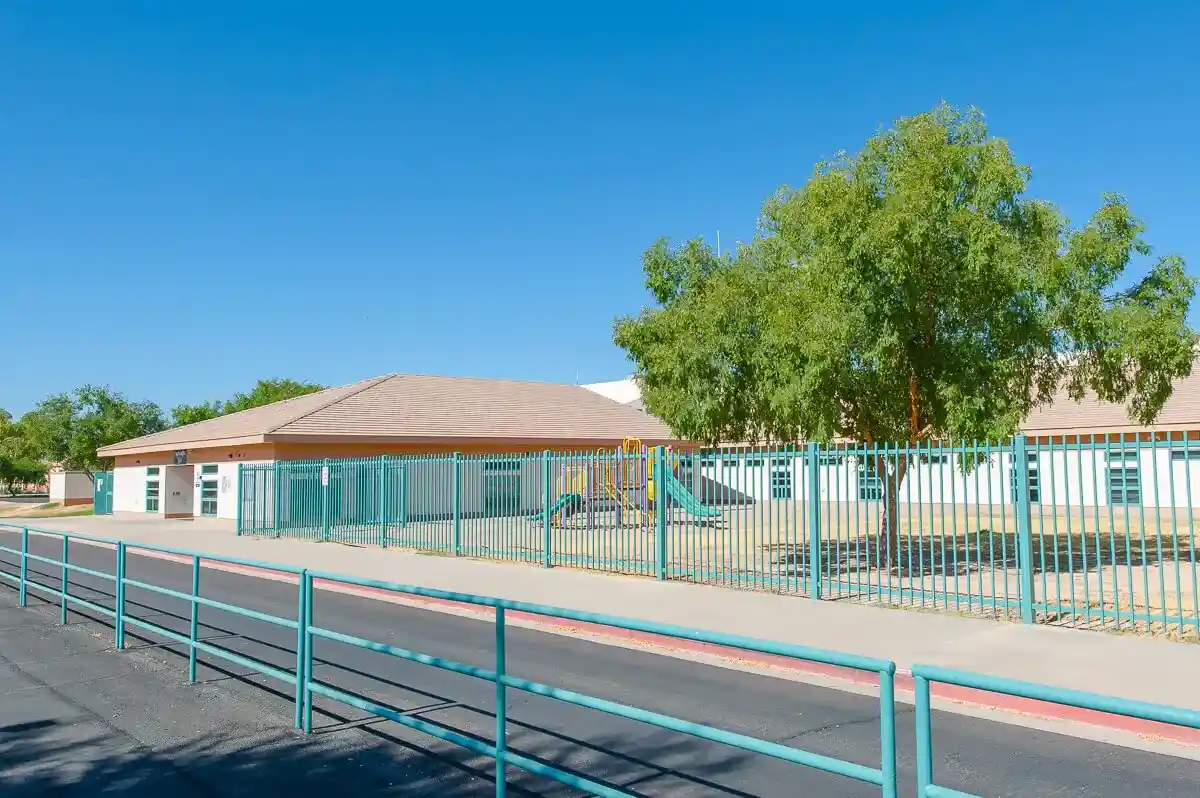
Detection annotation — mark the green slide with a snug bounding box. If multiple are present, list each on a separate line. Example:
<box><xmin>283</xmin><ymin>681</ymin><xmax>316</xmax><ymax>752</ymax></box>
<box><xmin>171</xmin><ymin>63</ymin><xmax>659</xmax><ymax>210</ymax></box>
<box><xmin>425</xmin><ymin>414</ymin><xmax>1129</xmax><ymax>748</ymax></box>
<box><xmin>661</xmin><ymin>471</ymin><xmax>722</xmax><ymax>518</ymax></box>
<box><xmin>528</xmin><ymin>492</ymin><xmax>582</xmax><ymax>522</ymax></box>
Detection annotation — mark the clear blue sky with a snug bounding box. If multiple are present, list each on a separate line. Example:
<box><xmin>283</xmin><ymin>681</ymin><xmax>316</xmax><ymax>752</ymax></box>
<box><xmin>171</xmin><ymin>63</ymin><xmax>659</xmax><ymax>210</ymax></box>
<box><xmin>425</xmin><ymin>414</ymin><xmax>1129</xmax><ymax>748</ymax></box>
<box><xmin>2</xmin><ymin>2</ymin><xmax>1197</xmax><ymax>415</ymax></box>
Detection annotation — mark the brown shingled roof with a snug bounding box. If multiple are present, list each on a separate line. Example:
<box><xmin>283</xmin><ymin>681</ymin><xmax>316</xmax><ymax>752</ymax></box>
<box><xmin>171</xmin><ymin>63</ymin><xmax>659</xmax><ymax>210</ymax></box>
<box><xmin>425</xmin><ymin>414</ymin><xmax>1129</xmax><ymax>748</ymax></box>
<box><xmin>98</xmin><ymin>374</ymin><xmax>682</xmax><ymax>456</ymax></box>
<box><xmin>1020</xmin><ymin>367</ymin><xmax>1200</xmax><ymax>436</ymax></box>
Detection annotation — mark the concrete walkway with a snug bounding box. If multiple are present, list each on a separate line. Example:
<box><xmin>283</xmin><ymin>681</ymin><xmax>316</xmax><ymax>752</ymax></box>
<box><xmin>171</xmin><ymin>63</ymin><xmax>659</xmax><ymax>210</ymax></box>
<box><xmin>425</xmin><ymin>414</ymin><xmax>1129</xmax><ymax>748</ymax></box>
<box><xmin>6</xmin><ymin>515</ymin><xmax>1200</xmax><ymax>720</ymax></box>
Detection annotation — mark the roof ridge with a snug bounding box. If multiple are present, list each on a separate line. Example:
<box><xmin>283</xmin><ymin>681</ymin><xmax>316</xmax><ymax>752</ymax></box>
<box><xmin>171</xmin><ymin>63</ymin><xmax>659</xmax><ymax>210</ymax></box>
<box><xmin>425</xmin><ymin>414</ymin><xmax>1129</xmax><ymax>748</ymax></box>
<box><xmin>265</xmin><ymin>374</ymin><xmax>395</xmax><ymax>434</ymax></box>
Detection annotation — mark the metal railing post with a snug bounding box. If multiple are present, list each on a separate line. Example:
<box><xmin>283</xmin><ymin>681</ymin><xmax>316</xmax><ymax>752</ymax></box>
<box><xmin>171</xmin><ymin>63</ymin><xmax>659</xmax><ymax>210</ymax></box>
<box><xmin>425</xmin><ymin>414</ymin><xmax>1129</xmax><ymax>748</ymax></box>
<box><xmin>399</xmin><ymin>461</ymin><xmax>408</xmax><ymax>529</ymax></box>
<box><xmin>320</xmin><ymin>458</ymin><xmax>331</xmax><ymax>543</ymax></box>
<box><xmin>301</xmin><ymin>571</ymin><xmax>314</xmax><ymax>733</ymax></box>
<box><xmin>114</xmin><ymin>541</ymin><xmax>126</xmax><ymax>649</ymax></box>
<box><xmin>189</xmin><ymin>555</ymin><xmax>200</xmax><ymax>681</ymax></box>
<box><xmin>272</xmin><ymin>460</ymin><xmax>282</xmax><ymax>537</ymax></box>
<box><xmin>18</xmin><ymin>526</ymin><xmax>28</xmax><ymax>607</ymax></box>
<box><xmin>655</xmin><ymin>445</ymin><xmax>668</xmax><ymax>580</ymax></box>
<box><xmin>914</xmin><ymin>675</ymin><xmax>934</xmax><ymax>796</ymax></box>
<box><xmin>1014</xmin><ymin>435</ymin><xmax>1036</xmax><ymax>624</ymax></box>
<box><xmin>452</xmin><ymin>452</ymin><xmax>462</xmax><ymax>556</ymax></box>
<box><xmin>379</xmin><ymin>455</ymin><xmax>388</xmax><ymax>548</ymax></box>
<box><xmin>295</xmin><ymin>569</ymin><xmax>309</xmax><ymax>730</ymax></box>
<box><xmin>542</xmin><ymin>451</ymin><xmax>552</xmax><ymax>568</ymax></box>
<box><xmin>60</xmin><ymin>535</ymin><xmax>69</xmax><ymax>624</ymax></box>
<box><xmin>879</xmin><ymin>670</ymin><xmax>898</xmax><ymax>798</ymax></box>
<box><xmin>495</xmin><ymin>606</ymin><xmax>508</xmax><ymax>797</ymax></box>
<box><xmin>235</xmin><ymin>463</ymin><xmax>244</xmax><ymax>535</ymax></box>
<box><xmin>807</xmin><ymin>442</ymin><xmax>823</xmax><ymax>600</ymax></box>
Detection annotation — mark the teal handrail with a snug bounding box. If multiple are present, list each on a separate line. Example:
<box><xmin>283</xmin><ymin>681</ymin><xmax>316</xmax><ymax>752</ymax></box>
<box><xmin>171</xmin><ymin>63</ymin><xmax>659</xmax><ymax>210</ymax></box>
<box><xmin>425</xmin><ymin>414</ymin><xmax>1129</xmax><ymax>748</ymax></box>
<box><xmin>0</xmin><ymin>522</ymin><xmax>899</xmax><ymax>797</ymax></box>
<box><xmin>912</xmin><ymin>663</ymin><xmax>1200</xmax><ymax>797</ymax></box>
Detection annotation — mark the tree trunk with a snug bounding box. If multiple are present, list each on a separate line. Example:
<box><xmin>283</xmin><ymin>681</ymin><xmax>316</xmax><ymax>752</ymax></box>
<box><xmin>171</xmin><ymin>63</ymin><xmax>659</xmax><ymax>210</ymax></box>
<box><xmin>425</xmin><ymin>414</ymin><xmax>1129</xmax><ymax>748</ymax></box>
<box><xmin>877</xmin><ymin>454</ymin><xmax>908</xmax><ymax>571</ymax></box>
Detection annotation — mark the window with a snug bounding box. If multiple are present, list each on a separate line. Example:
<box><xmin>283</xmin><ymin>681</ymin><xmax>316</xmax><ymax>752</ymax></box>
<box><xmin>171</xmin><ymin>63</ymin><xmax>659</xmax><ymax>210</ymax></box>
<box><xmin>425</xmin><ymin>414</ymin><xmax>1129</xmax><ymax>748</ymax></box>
<box><xmin>1108</xmin><ymin>466</ymin><xmax>1141</xmax><ymax>506</ymax></box>
<box><xmin>1171</xmin><ymin>448</ymin><xmax>1200</xmax><ymax>461</ymax></box>
<box><xmin>145</xmin><ymin>476</ymin><xmax>160</xmax><ymax>513</ymax></box>
<box><xmin>771</xmin><ymin>457</ymin><xmax>792</xmax><ymax>467</ymax></box>
<box><xmin>700</xmin><ymin>458</ymin><xmax>716</xmax><ymax>468</ymax></box>
<box><xmin>483</xmin><ymin>460</ymin><xmax>521</xmax><ymax>472</ymax></box>
<box><xmin>858</xmin><ymin>471</ymin><xmax>883</xmax><ymax>502</ymax></box>
<box><xmin>200</xmin><ymin>479</ymin><xmax>218</xmax><ymax>516</ymax></box>
<box><xmin>146</xmin><ymin>467</ymin><xmax>160</xmax><ymax>476</ymax></box>
<box><xmin>917</xmin><ymin>453</ymin><xmax>949</xmax><ymax>466</ymax></box>
<box><xmin>744</xmin><ymin>458</ymin><xmax>764</xmax><ymax>468</ymax></box>
<box><xmin>818</xmin><ymin>454</ymin><xmax>844</xmax><ymax>466</ymax></box>
<box><xmin>1009</xmin><ymin>453</ymin><xmax>1040</xmax><ymax>504</ymax></box>
<box><xmin>770</xmin><ymin>468</ymin><xmax>793</xmax><ymax>499</ymax></box>
<box><xmin>200</xmin><ymin>464</ymin><xmax>218</xmax><ymax>475</ymax></box>
<box><xmin>1107</xmin><ymin>449</ymin><xmax>1139</xmax><ymax>462</ymax></box>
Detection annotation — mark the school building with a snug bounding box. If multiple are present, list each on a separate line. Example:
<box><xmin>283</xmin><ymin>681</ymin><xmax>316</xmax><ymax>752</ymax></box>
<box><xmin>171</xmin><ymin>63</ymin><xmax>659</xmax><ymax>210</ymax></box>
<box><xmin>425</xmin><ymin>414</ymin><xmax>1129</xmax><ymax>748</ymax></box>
<box><xmin>96</xmin><ymin>374</ymin><xmax>680</xmax><ymax>520</ymax></box>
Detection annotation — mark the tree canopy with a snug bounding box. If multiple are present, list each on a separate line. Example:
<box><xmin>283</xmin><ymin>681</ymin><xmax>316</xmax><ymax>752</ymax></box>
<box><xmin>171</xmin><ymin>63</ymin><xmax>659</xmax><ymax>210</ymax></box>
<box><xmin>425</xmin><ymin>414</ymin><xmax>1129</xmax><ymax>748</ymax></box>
<box><xmin>171</xmin><ymin>378</ymin><xmax>325</xmax><ymax>427</ymax></box>
<box><xmin>615</xmin><ymin>104</ymin><xmax>1197</xmax><ymax>448</ymax></box>
<box><xmin>20</xmin><ymin>386</ymin><xmax>168</xmax><ymax>474</ymax></box>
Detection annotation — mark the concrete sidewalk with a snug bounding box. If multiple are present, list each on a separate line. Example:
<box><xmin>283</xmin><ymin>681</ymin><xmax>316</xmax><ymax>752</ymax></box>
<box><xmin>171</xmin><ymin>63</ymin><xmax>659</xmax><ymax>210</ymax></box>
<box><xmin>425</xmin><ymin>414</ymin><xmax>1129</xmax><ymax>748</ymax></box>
<box><xmin>7</xmin><ymin>515</ymin><xmax>1200</xmax><ymax>717</ymax></box>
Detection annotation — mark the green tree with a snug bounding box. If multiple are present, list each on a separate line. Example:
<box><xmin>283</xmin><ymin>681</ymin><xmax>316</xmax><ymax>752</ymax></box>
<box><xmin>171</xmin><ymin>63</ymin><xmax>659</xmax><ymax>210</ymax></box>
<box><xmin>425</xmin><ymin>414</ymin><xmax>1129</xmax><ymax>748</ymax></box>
<box><xmin>171</xmin><ymin>378</ymin><xmax>325</xmax><ymax>427</ymax></box>
<box><xmin>615</xmin><ymin>103</ymin><xmax>1196</xmax><ymax>559</ymax></box>
<box><xmin>0</xmin><ymin>410</ymin><xmax>45</xmax><ymax>495</ymax></box>
<box><xmin>21</xmin><ymin>386</ymin><xmax>167</xmax><ymax>475</ymax></box>
<box><xmin>222</xmin><ymin>378</ymin><xmax>324</xmax><ymax>414</ymax></box>
<box><xmin>171</xmin><ymin>400</ymin><xmax>224</xmax><ymax>427</ymax></box>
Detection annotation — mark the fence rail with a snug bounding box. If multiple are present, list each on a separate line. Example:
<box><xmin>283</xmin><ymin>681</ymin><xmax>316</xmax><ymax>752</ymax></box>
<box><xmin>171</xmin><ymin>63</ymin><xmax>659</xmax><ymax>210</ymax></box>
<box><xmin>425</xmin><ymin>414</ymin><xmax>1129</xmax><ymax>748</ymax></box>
<box><xmin>0</xmin><ymin>523</ymin><xmax>898</xmax><ymax>797</ymax></box>
<box><xmin>237</xmin><ymin>434</ymin><xmax>1200</xmax><ymax>636</ymax></box>
<box><xmin>911</xmin><ymin>663</ymin><xmax>1200</xmax><ymax>798</ymax></box>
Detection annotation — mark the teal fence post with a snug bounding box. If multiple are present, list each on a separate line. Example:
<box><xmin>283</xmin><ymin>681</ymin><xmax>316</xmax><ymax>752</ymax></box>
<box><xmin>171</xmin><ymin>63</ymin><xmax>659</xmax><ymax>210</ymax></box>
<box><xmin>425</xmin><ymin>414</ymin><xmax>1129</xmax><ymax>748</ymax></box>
<box><xmin>188</xmin><ymin>555</ymin><xmax>200</xmax><ymax>681</ymax></box>
<box><xmin>452</xmin><ymin>452</ymin><xmax>462</xmax><ymax>556</ymax></box>
<box><xmin>300</xmin><ymin>568</ymin><xmax>314</xmax><ymax>729</ymax></box>
<box><xmin>495</xmin><ymin>606</ymin><xmax>508</xmax><ymax>797</ymax></box>
<box><xmin>1014</xmin><ymin>435</ymin><xmax>1036</xmax><ymax>624</ymax></box>
<box><xmin>914</xmin><ymin>674</ymin><xmax>933</xmax><ymax>796</ymax></box>
<box><xmin>235</xmin><ymin>464</ymin><xmax>244</xmax><ymax>535</ymax></box>
<box><xmin>295</xmin><ymin>569</ymin><xmax>309</xmax><ymax>730</ymax></box>
<box><xmin>60</xmin><ymin>535</ymin><xmax>69</xmax><ymax>624</ymax></box>
<box><xmin>272</xmin><ymin>460</ymin><xmax>282</xmax><ymax>537</ymax></box>
<box><xmin>655</xmin><ymin>445</ymin><xmax>667</xmax><ymax>580</ymax></box>
<box><xmin>879</xmin><ymin>670</ymin><xmax>898</xmax><ymax>798</ymax></box>
<box><xmin>18</xmin><ymin>526</ymin><xmax>28</xmax><ymax>607</ymax></box>
<box><xmin>399</xmin><ymin>461</ymin><xmax>408</xmax><ymax>528</ymax></box>
<box><xmin>542</xmin><ymin>451</ymin><xmax>552</xmax><ymax>568</ymax></box>
<box><xmin>807</xmin><ymin>442</ymin><xmax>823</xmax><ymax>600</ymax></box>
<box><xmin>379</xmin><ymin>455</ymin><xmax>388</xmax><ymax>548</ymax></box>
<box><xmin>114</xmin><ymin>541</ymin><xmax>125</xmax><ymax>648</ymax></box>
<box><xmin>321</xmin><ymin>458</ymin><xmax>331</xmax><ymax>543</ymax></box>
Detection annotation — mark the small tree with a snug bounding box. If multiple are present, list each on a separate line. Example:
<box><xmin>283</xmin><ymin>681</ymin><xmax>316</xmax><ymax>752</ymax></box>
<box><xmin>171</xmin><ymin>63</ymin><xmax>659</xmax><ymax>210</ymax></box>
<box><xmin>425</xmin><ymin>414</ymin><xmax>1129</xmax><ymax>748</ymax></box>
<box><xmin>21</xmin><ymin>386</ymin><xmax>167</xmax><ymax>476</ymax></box>
<box><xmin>615</xmin><ymin>104</ymin><xmax>1196</xmax><ymax>563</ymax></box>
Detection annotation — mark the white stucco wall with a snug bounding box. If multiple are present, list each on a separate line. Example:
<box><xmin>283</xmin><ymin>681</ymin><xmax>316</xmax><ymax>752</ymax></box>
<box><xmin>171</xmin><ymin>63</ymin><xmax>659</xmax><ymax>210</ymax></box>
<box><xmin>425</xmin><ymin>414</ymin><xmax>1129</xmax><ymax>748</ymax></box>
<box><xmin>48</xmin><ymin>472</ymin><xmax>94</xmax><ymax>504</ymax></box>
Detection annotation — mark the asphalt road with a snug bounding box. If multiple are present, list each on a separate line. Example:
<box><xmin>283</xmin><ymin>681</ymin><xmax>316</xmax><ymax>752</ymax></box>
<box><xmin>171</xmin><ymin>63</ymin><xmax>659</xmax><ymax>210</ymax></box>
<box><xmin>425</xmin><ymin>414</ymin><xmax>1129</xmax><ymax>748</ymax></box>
<box><xmin>2</xmin><ymin>530</ymin><xmax>1199</xmax><ymax>797</ymax></box>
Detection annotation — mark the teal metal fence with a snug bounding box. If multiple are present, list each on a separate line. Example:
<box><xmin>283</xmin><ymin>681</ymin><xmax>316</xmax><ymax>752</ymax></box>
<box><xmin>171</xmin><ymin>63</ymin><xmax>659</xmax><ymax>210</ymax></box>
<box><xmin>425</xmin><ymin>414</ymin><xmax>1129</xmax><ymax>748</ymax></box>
<box><xmin>238</xmin><ymin>434</ymin><xmax>1200</xmax><ymax>636</ymax></box>
<box><xmin>0</xmin><ymin>523</ymin><xmax>899</xmax><ymax>797</ymax></box>
<box><xmin>912</xmin><ymin>663</ymin><xmax>1200</xmax><ymax>797</ymax></box>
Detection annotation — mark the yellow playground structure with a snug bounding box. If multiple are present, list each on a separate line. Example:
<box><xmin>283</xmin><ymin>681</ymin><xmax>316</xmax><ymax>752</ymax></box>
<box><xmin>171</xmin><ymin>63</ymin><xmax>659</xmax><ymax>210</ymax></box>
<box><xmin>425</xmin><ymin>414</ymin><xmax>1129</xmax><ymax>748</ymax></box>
<box><xmin>531</xmin><ymin>436</ymin><xmax>718</xmax><ymax>528</ymax></box>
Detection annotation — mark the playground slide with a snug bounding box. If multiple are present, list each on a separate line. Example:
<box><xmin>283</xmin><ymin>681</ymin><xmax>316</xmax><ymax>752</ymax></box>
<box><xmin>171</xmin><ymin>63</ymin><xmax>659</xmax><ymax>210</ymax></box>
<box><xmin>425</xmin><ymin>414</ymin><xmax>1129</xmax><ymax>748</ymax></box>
<box><xmin>661</xmin><ymin>471</ymin><xmax>722</xmax><ymax>518</ymax></box>
<box><xmin>601</xmin><ymin>480</ymin><xmax>643</xmax><ymax>523</ymax></box>
<box><xmin>528</xmin><ymin>492</ymin><xmax>581</xmax><ymax>522</ymax></box>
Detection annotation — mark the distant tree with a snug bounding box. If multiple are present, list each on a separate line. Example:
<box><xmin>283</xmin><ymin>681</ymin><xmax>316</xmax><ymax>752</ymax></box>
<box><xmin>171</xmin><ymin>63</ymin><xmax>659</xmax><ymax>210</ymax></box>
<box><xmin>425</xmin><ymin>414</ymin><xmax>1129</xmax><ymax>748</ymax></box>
<box><xmin>615</xmin><ymin>103</ymin><xmax>1196</xmax><ymax>561</ymax></box>
<box><xmin>170</xmin><ymin>379</ymin><xmax>325</xmax><ymax>428</ymax></box>
<box><xmin>222</xmin><ymin>378</ymin><xmax>324</xmax><ymax>414</ymax></box>
<box><xmin>0</xmin><ymin>410</ymin><xmax>45</xmax><ymax>494</ymax></box>
<box><xmin>21</xmin><ymin>386</ymin><xmax>167</xmax><ymax>475</ymax></box>
<box><xmin>171</xmin><ymin>401</ymin><xmax>224</xmax><ymax>427</ymax></box>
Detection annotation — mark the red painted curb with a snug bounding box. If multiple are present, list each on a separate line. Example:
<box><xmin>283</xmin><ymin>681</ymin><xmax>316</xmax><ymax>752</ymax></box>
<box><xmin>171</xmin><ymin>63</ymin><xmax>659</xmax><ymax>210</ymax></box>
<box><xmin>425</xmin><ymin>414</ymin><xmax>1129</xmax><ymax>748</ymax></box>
<box><xmin>93</xmin><ymin>542</ymin><xmax>1200</xmax><ymax>748</ymax></box>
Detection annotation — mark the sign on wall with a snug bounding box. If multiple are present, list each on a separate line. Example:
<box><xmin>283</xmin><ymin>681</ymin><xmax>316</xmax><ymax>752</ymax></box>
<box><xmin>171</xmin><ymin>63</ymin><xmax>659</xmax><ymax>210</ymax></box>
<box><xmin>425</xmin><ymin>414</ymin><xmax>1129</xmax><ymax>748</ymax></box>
<box><xmin>320</xmin><ymin>466</ymin><xmax>329</xmax><ymax>487</ymax></box>
<box><xmin>173</xmin><ymin>450</ymin><xmax>188</xmax><ymax>465</ymax></box>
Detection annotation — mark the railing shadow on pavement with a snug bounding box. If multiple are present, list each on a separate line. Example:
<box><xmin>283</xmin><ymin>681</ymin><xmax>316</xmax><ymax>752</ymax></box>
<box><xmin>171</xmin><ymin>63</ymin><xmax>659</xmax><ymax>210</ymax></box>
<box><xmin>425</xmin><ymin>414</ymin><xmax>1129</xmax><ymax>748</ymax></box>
<box><xmin>0</xmin><ymin>522</ymin><xmax>901</xmax><ymax>798</ymax></box>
